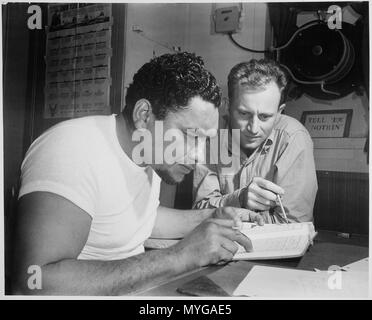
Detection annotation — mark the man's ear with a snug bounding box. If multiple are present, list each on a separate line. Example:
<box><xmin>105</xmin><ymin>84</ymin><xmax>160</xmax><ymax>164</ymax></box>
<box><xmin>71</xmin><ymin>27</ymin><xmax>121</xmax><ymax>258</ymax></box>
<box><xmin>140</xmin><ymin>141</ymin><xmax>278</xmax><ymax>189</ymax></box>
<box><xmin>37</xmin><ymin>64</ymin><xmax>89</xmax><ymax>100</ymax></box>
<box><xmin>132</xmin><ymin>99</ymin><xmax>153</xmax><ymax>129</ymax></box>
<box><xmin>278</xmin><ymin>103</ymin><xmax>286</xmax><ymax>114</ymax></box>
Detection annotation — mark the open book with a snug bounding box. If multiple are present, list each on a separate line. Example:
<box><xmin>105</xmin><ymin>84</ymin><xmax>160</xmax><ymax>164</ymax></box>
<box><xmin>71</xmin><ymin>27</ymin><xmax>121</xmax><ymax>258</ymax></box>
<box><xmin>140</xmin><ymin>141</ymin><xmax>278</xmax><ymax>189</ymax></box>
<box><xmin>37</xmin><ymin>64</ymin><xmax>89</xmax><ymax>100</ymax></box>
<box><xmin>233</xmin><ymin>222</ymin><xmax>317</xmax><ymax>260</ymax></box>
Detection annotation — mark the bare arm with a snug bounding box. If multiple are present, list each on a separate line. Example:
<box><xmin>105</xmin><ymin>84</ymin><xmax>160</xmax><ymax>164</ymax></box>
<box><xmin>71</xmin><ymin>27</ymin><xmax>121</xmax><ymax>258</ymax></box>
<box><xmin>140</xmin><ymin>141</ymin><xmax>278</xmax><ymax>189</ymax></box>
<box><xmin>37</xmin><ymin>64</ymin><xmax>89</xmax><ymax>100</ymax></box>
<box><xmin>151</xmin><ymin>206</ymin><xmax>213</xmax><ymax>239</ymax></box>
<box><xmin>152</xmin><ymin>205</ymin><xmax>263</xmax><ymax>239</ymax></box>
<box><xmin>12</xmin><ymin>192</ymin><xmax>254</xmax><ymax>296</ymax></box>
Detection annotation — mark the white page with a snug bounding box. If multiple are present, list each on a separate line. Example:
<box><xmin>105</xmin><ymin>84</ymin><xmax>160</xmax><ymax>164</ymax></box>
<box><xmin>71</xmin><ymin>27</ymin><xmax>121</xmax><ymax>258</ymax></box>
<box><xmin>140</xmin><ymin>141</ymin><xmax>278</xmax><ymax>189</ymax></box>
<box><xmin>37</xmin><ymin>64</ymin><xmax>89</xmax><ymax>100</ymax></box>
<box><xmin>233</xmin><ymin>266</ymin><xmax>368</xmax><ymax>298</ymax></box>
<box><xmin>342</xmin><ymin>257</ymin><xmax>369</xmax><ymax>272</ymax></box>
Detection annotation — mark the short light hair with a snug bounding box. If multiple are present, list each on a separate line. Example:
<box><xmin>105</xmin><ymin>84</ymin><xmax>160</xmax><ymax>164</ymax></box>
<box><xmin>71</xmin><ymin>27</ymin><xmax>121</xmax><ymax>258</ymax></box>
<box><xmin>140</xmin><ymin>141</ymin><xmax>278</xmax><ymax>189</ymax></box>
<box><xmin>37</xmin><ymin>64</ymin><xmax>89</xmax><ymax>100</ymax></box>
<box><xmin>228</xmin><ymin>59</ymin><xmax>288</xmax><ymax>105</ymax></box>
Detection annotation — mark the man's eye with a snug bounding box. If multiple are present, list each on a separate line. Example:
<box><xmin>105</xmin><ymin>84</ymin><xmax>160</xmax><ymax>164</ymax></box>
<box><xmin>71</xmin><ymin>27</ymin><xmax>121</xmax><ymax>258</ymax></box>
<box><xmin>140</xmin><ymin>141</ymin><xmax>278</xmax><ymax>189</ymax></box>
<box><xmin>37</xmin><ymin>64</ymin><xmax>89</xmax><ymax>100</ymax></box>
<box><xmin>185</xmin><ymin>128</ymin><xmax>198</xmax><ymax>136</ymax></box>
<box><xmin>239</xmin><ymin>111</ymin><xmax>248</xmax><ymax>116</ymax></box>
<box><xmin>259</xmin><ymin>115</ymin><xmax>271</xmax><ymax>121</ymax></box>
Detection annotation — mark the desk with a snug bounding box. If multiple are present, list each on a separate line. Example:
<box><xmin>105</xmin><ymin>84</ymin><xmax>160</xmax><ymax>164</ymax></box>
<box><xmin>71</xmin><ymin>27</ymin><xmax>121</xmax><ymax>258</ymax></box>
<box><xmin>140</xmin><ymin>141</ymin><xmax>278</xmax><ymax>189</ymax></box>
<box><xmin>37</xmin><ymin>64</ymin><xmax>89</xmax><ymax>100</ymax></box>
<box><xmin>136</xmin><ymin>230</ymin><xmax>368</xmax><ymax>296</ymax></box>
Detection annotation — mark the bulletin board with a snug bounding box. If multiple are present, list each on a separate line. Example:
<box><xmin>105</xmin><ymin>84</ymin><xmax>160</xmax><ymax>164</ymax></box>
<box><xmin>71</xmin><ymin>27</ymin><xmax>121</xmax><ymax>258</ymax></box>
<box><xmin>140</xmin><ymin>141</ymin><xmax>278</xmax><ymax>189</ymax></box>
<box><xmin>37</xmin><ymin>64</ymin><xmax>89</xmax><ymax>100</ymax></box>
<box><xmin>44</xmin><ymin>3</ymin><xmax>113</xmax><ymax>118</ymax></box>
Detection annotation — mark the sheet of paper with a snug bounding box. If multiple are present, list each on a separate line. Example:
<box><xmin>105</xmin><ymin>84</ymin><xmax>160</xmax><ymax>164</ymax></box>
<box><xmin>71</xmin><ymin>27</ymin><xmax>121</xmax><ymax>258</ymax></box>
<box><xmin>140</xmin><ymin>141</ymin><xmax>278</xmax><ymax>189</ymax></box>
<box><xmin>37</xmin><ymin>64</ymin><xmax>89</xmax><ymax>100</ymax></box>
<box><xmin>233</xmin><ymin>265</ymin><xmax>368</xmax><ymax>298</ymax></box>
<box><xmin>342</xmin><ymin>257</ymin><xmax>369</xmax><ymax>272</ymax></box>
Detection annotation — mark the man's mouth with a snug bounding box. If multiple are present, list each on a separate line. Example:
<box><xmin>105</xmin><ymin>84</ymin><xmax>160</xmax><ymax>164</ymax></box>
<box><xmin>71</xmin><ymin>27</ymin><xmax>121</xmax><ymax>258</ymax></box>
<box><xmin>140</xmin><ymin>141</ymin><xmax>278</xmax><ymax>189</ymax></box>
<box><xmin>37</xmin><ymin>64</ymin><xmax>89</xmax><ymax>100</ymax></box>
<box><xmin>244</xmin><ymin>134</ymin><xmax>260</xmax><ymax>141</ymax></box>
<box><xmin>178</xmin><ymin>164</ymin><xmax>194</xmax><ymax>173</ymax></box>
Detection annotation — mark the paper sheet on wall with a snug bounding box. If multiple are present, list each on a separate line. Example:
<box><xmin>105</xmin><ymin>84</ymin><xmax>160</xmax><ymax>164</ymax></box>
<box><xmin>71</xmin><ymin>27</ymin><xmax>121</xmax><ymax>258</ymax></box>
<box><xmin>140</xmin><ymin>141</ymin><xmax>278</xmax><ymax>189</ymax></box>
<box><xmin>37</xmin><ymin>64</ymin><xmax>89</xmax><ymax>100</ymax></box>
<box><xmin>233</xmin><ymin>265</ymin><xmax>368</xmax><ymax>298</ymax></box>
<box><xmin>44</xmin><ymin>3</ymin><xmax>112</xmax><ymax>119</ymax></box>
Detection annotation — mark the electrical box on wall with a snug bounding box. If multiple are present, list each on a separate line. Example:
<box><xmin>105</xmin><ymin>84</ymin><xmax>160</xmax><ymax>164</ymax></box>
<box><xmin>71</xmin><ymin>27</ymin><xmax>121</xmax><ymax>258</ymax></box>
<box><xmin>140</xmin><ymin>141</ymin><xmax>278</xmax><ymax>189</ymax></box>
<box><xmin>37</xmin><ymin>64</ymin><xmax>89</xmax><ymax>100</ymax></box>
<box><xmin>214</xmin><ymin>6</ymin><xmax>241</xmax><ymax>34</ymax></box>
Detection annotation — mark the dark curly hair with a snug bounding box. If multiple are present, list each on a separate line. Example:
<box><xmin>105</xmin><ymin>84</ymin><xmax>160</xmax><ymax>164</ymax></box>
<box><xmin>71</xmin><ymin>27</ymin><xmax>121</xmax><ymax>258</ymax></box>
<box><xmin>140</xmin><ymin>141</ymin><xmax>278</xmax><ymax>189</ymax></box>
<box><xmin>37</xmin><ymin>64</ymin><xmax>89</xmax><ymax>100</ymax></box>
<box><xmin>228</xmin><ymin>59</ymin><xmax>288</xmax><ymax>105</ymax></box>
<box><xmin>123</xmin><ymin>52</ymin><xmax>221</xmax><ymax>124</ymax></box>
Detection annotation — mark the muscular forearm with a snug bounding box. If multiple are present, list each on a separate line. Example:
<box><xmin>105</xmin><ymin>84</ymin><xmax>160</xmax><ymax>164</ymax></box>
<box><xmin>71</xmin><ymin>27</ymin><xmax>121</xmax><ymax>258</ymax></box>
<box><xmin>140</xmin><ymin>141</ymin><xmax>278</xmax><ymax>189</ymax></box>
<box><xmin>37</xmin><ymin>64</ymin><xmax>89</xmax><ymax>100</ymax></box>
<box><xmin>13</xmin><ymin>246</ymin><xmax>192</xmax><ymax>296</ymax></box>
<box><xmin>151</xmin><ymin>206</ymin><xmax>214</xmax><ymax>239</ymax></box>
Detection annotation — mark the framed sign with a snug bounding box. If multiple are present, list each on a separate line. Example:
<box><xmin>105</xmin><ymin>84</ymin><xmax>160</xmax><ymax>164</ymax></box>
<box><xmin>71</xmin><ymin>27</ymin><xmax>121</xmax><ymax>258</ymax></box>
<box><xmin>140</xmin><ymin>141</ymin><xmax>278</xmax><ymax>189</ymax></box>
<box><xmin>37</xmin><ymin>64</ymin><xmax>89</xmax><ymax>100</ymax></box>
<box><xmin>300</xmin><ymin>109</ymin><xmax>353</xmax><ymax>138</ymax></box>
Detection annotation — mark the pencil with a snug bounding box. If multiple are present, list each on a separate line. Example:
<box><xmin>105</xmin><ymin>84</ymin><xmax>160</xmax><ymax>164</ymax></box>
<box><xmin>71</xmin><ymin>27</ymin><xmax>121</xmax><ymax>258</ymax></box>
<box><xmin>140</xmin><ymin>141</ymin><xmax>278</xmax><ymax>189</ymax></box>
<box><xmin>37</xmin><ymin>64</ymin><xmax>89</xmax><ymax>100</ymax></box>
<box><xmin>277</xmin><ymin>194</ymin><xmax>288</xmax><ymax>224</ymax></box>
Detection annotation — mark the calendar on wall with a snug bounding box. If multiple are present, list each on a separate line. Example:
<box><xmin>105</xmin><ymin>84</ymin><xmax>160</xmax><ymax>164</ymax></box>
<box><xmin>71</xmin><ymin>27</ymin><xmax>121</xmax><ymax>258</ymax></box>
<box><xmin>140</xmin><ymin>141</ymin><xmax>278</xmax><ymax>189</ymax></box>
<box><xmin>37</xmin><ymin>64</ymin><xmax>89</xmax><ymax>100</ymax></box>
<box><xmin>44</xmin><ymin>3</ymin><xmax>113</xmax><ymax>118</ymax></box>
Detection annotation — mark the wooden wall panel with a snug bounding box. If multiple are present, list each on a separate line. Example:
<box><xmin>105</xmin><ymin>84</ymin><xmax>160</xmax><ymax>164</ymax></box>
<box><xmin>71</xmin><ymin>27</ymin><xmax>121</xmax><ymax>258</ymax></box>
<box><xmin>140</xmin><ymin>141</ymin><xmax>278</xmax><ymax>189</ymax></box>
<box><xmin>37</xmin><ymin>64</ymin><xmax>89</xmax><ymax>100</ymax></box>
<box><xmin>314</xmin><ymin>171</ymin><xmax>369</xmax><ymax>235</ymax></box>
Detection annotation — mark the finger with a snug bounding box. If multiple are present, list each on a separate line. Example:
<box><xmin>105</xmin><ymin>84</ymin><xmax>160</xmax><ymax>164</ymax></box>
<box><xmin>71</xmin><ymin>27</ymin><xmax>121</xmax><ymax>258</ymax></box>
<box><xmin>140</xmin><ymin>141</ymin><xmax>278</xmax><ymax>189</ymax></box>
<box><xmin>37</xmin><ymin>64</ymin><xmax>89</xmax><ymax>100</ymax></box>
<box><xmin>230</xmin><ymin>209</ymin><xmax>243</xmax><ymax>230</ymax></box>
<box><xmin>234</xmin><ymin>232</ymin><xmax>253</xmax><ymax>252</ymax></box>
<box><xmin>214</xmin><ymin>207</ymin><xmax>243</xmax><ymax>229</ymax></box>
<box><xmin>250</xmin><ymin>184</ymin><xmax>278</xmax><ymax>203</ymax></box>
<box><xmin>217</xmin><ymin>246</ymin><xmax>234</xmax><ymax>263</ymax></box>
<box><xmin>249</xmin><ymin>212</ymin><xmax>265</xmax><ymax>226</ymax></box>
<box><xmin>213</xmin><ymin>207</ymin><xmax>224</xmax><ymax>219</ymax></box>
<box><xmin>259</xmin><ymin>211</ymin><xmax>273</xmax><ymax>224</ymax></box>
<box><xmin>231</xmin><ymin>208</ymin><xmax>252</xmax><ymax>222</ymax></box>
<box><xmin>215</xmin><ymin>206</ymin><xmax>237</xmax><ymax>219</ymax></box>
<box><xmin>208</xmin><ymin>218</ymin><xmax>235</xmax><ymax>228</ymax></box>
<box><xmin>236</xmin><ymin>209</ymin><xmax>265</xmax><ymax>226</ymax></box>
<box><xmin>255</xmin><ymin>177</ymin><xmax>284</xmax><ymax>195</ymax></box>
<box><xmin>247</xmin><ymin>199</ymin><xmax>270</xmax><ymax>211</ymax></box>
<box><xmin>252</xmin><ymin>192</ymin><xmax>277</xmax><ymax>207</ymax></box>
<box><xmin>220</xmin><ymin>237</ymin><xmax>238</xmax><ymax>255</ymax></box>
<box><xmin>218</xmin><ymin>226</ymin><xmax>253</xmax><ymax>252</ymax></box>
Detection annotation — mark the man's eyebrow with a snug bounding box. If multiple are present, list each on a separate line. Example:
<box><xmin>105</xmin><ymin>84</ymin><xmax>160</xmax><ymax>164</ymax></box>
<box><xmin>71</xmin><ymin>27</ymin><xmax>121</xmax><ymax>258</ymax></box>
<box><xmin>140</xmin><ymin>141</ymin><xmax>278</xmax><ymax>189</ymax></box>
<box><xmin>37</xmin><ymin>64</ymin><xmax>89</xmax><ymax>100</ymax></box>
<box><xmin>184</xmin><ymin>128</ymin><xmax>216</xmax><ymax>137</ymax></box>
<box><xmin>259</xmin><ymin>112</ymin><xmax>275</xmax><ymax>116</ymax></box>
<box><xmin>237</xmin><ymin>107</ymin><xmax>251</xmax><ymax>113</ymax></box>
<box><xmin>183</xmin><ymin>128</ymin><xmax>197</xmax><ymax>134</ymax></box>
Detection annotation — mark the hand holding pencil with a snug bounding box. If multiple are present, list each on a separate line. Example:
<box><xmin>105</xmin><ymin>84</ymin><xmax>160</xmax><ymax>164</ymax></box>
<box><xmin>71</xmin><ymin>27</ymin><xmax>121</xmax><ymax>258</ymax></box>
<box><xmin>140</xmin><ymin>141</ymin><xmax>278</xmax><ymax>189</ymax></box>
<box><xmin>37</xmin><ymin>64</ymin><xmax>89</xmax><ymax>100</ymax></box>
<box><xmin>239</xmin><ymin>177</ymin><xmax>285</xmax><ymax>213</ymax></box>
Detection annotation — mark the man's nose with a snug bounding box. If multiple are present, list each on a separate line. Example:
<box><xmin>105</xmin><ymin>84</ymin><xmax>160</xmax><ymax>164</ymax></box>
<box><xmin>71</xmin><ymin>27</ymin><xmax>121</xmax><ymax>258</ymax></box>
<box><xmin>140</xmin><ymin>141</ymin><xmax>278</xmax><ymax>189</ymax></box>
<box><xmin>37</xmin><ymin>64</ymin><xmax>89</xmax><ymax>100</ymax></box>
<box><xmin>188</xmin><ymin>139</ymin><xmax>206</xmax><ymax>164</ymax></box>
<box><xmin>247</xmin><ymin>116</ymin><xmax>259</xmax><ymax>134</ymax></box>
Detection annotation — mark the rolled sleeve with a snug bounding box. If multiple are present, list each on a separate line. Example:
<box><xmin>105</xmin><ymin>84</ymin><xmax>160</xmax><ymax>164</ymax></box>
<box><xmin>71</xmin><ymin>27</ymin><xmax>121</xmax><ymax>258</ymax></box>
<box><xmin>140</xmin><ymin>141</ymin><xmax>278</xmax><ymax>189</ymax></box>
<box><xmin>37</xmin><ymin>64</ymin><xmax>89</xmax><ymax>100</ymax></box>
<box><xmin>192</xmin><ymin>164</ymin><xmax>241</xmax><ymax>209</ymax></box>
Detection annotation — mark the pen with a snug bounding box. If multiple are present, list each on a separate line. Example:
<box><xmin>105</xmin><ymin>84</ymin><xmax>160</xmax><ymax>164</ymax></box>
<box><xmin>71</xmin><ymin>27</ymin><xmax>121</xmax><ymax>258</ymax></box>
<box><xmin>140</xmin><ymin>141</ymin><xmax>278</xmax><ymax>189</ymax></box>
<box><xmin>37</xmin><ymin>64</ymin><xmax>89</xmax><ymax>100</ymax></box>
<box><xmin>276</xmin><ymin>194</ymin><xmax>288</xmax><ymax>224</ymax></box>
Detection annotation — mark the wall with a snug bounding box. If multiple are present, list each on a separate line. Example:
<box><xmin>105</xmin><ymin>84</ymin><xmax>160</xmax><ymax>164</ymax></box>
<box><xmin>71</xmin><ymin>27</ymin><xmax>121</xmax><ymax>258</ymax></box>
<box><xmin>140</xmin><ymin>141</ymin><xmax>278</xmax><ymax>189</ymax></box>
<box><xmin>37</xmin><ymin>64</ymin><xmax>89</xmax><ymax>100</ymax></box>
<box><xmin>184</xmin><ymin>2</ymin><xmax>269</xmax><ymax>97</ymax></box>
<box><xmin>124</xmin><ymin>3</ymin><xmax>189</xmax><ymax>90</ymax></box>
<box><xmin>124</xmin><ymin>2</ymin><xmax>270</xmax><ymax>99</ymax></box>
<box><xmin>124</xmin><ymin>3</ymin><xmax>270</xmax><ymax>207</ymax></box>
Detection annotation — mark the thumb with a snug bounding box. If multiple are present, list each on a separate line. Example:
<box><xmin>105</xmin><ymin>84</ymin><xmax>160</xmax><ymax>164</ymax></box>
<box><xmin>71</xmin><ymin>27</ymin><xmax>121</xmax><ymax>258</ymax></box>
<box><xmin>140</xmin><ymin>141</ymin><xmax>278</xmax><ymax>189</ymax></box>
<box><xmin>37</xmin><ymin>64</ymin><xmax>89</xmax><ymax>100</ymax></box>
<box><xmin>235</xmin><ymin>232</ymin><xmax>253</xmax><ymax>252</ymax></box>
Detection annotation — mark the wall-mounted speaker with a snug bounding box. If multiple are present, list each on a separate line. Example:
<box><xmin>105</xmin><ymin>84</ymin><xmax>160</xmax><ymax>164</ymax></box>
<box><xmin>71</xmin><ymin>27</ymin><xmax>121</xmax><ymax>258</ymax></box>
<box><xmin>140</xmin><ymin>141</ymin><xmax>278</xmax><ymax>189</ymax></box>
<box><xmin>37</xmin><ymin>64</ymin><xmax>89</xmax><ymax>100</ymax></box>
<box><xmin>268</xmin><ymin>2</ymin><xmax>368</xmax><ymax>100</ymax></box>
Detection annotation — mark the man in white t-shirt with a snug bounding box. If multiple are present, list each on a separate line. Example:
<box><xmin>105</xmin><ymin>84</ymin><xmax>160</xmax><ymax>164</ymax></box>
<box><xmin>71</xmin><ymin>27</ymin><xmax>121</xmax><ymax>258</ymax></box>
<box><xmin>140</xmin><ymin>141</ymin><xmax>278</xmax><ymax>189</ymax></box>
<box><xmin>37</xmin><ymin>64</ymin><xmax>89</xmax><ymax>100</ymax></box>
<box><xmin>12</xmin><ymin>52</ymin><xmax>263</xmax><ymax>295</ymax></box>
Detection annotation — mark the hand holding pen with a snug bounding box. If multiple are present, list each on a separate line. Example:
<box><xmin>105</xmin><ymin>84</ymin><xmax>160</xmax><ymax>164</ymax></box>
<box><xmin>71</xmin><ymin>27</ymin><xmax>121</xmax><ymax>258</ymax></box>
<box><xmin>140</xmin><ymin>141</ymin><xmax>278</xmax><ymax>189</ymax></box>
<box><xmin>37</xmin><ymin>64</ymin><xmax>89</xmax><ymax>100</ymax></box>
<box><xmin>239</xmin><ymin>176</ymin><xmax>285</xmax><ymax>212</ymax></box>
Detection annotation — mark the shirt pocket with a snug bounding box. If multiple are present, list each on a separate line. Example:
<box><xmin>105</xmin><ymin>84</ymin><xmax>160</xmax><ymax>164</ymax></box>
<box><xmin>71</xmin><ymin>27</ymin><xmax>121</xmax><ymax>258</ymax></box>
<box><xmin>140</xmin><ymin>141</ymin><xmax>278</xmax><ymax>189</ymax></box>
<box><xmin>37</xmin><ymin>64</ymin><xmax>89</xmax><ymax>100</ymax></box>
<box><xmin>218</xmin><ymin>173</ymin><xmax>236</xmax><ymax>195</ymax></box>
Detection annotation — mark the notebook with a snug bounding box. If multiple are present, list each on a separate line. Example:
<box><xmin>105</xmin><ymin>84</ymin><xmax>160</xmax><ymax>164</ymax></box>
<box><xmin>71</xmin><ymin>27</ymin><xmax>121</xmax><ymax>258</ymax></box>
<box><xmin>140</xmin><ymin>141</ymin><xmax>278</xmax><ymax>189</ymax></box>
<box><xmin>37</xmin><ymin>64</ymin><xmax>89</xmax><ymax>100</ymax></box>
<box><xmin>233</xmin><ymin>222</ymin><xmax>317</xmax><ymax>260</ymax></box>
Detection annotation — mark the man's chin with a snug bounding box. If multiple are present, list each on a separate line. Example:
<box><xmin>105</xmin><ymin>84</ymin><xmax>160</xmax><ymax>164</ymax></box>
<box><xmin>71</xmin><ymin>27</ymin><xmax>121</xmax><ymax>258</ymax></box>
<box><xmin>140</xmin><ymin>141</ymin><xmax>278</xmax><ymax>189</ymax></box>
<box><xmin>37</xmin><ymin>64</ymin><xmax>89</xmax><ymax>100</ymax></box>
<box><xmin>241</xmin><ymin>141</ymin><xmax>262</xmax><ymax>151</ymax></box>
